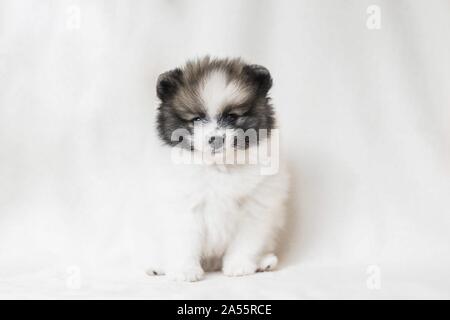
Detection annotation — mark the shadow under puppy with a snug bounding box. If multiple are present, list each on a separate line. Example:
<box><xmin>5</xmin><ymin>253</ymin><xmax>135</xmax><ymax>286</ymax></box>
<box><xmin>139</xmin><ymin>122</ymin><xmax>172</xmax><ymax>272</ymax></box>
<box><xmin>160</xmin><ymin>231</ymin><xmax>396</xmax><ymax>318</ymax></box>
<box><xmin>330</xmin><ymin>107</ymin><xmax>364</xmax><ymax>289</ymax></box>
<box><xmin>148</xmin><ymin>57</ymin><xmax>289</xmax><ymax>281</ymax></box>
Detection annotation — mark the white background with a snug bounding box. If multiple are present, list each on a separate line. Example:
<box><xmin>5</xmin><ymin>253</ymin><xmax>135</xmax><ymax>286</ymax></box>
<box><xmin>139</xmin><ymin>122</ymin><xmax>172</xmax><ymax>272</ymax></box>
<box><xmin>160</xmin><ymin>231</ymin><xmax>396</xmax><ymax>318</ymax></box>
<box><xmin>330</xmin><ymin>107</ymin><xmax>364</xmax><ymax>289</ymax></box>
<box><xmin>0</xmin><ymin>0</ymin><xmax>449</xmax><ymax>299</ymax></box>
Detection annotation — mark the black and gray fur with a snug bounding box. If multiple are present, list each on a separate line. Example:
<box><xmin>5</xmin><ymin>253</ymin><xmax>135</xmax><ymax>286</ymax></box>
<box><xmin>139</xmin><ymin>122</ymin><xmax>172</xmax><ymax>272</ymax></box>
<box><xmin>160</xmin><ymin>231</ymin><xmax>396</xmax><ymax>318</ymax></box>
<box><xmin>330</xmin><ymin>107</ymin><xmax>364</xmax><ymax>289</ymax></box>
<box><xmin>156</xmin><ymin>56</ymin><xmax>276</xmax><ymax>149</ymax></box>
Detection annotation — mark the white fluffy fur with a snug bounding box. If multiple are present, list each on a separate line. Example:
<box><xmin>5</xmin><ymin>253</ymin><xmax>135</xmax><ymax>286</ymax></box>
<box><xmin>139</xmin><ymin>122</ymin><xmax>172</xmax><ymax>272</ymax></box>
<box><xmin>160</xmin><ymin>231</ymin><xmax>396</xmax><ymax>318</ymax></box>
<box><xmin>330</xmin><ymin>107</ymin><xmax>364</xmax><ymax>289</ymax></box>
<box><xmin>199</xmin><ymin>71</ymin><xmax>249</xmax><ymax>114</ymax></box>
<box><xmin>148</xmin><ymin>155</ymin><xmax>289</xmax><ymax>281</ymax></box>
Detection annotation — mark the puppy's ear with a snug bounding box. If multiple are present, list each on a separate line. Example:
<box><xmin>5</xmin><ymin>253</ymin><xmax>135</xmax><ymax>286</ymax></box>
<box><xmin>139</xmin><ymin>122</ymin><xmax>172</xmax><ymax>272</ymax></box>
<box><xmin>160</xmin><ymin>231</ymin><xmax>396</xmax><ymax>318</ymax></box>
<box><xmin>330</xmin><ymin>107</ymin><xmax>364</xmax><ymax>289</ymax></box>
<box><xmin>243</xmin><ymin>64</ymin><xmax>273</xmax><ymax>95</ymax></box>
<box><xmin>156</xmin><ymin>68</ymin><xmax>183</xmax><ymax>101</ymax></box>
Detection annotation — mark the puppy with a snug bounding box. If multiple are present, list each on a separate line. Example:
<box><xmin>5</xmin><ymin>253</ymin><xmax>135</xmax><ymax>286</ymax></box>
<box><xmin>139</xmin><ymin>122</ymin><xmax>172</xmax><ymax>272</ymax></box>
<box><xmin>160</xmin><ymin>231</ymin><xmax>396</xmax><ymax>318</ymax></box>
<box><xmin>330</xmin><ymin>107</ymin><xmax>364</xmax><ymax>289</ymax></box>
<box><xmin>148</xmin><ymin>57</ymin><xmax>289</xmax><ymax>281</ymax></box>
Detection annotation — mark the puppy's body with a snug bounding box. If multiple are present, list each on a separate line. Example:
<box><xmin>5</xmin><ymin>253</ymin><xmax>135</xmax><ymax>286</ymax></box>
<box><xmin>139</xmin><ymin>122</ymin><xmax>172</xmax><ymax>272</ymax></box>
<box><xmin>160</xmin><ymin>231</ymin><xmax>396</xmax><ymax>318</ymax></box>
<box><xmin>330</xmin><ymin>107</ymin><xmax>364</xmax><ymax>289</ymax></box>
<box><xmin>150</xmin><ymin>57</ymin><xmax>289</xmax><ymax>281</ymax></box>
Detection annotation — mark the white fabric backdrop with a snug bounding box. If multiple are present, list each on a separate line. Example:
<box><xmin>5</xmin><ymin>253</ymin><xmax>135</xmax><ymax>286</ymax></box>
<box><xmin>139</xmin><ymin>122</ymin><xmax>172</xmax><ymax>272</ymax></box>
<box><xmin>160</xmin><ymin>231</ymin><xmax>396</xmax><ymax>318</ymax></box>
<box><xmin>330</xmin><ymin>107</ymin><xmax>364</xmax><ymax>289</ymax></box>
<box><xmin>0</xmin><ymin>0</ymin><xmax>449</xmax><ymax>299</ymax></box>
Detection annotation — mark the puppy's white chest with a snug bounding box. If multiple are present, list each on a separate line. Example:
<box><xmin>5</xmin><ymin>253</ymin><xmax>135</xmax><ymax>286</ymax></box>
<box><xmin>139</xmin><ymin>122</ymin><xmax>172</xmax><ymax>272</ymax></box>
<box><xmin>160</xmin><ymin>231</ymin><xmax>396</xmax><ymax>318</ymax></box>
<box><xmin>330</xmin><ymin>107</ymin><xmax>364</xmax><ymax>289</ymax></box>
<box><xmin>189</xmin><ymin>167</ymin><xmax>257</xmax><ymax>256</ymax></box>
<box><xmin>197</xmin><ymin>198</ymin><xmax>239</xmax><ymax>257</ymax></box>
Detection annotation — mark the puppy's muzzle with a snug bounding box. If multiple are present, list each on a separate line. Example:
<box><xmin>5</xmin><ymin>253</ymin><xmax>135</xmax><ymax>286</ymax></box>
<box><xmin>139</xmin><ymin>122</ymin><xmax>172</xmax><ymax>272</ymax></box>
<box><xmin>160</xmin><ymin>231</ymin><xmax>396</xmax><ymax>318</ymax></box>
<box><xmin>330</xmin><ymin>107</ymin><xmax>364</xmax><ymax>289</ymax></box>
<box><xmin>208</xmin><ymin>134</ymin><xmax>225</xmax><ymax>151</ymax></box>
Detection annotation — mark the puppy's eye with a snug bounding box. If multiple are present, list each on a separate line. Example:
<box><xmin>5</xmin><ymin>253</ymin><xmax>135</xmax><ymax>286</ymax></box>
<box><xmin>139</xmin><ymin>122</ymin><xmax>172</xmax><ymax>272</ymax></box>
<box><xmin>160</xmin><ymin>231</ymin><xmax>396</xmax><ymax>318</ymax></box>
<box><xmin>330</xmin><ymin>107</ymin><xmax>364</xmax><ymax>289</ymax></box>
<box><xmin>192</xmin><ymin>116</ymin><xmax>204</xmax><ymax>123</ymax></box>
<box><xmin>224</xmin><ymin>113</ymin><xmax>238</xmax><ymax>122</ymax></box>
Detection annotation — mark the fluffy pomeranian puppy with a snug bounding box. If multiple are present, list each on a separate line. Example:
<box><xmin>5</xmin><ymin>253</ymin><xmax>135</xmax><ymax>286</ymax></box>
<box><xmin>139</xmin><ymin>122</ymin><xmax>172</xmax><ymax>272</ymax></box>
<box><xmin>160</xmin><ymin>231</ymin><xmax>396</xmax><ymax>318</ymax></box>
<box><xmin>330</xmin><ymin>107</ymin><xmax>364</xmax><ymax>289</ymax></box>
<box><xmin>147</xmin><ymin>57</ymin><xmax>289</xmax><ymax>281</ymax></box>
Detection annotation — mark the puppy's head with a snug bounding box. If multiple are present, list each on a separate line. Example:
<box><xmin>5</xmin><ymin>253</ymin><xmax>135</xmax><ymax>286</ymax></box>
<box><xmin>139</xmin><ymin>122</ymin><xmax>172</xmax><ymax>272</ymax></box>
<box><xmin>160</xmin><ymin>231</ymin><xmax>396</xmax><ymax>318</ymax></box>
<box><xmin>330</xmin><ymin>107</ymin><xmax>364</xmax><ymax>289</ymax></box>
<box><xmin>156</xmin><ymin>57</ymin><xmax>275</xmax><ymax>160</ymax></box>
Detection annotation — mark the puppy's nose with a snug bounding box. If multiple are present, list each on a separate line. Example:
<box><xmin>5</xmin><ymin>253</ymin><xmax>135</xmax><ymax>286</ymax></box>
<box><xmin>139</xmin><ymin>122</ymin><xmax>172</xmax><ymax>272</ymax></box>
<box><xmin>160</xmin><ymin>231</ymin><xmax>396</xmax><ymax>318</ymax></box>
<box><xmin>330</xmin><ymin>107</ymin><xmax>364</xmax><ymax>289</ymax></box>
<box><xmin>208</xmin><ymin>135</ymin><xmax>225</xmax><ymax>150</ymax></box>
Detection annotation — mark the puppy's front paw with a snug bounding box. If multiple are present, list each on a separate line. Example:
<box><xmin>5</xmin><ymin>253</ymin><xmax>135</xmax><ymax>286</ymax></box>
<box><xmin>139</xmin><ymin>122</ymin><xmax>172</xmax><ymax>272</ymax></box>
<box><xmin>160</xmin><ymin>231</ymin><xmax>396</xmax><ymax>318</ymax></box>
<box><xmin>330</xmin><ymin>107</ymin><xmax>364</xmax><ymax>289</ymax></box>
<box><xmin>222</xmin><ymin>259</ymin><xmax>257</xmax><ymax>277</ymax></box>
<box><xmin>257</xmin><ymin>253</ymin><xmax>278</xmax><ymax>272</ymax></box>
<box><xmin>166</xmin><ymin>266</ymin><xmax>204</xmax><ymax>282</ymax></box>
